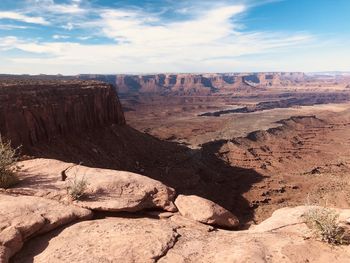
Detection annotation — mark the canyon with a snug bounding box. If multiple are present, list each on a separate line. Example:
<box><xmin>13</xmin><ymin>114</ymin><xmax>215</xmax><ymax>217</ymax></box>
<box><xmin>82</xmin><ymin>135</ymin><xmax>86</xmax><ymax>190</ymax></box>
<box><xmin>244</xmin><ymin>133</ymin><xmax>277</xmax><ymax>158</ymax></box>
<box><xmin>78</xmin><ymin>72</ymin><xmax>310</xmax><ymax>95</ymax></box>
<box><xmin>1</xmin><ymin>73</ymin><xmax>350</xmax><ymax>262</ymax></box>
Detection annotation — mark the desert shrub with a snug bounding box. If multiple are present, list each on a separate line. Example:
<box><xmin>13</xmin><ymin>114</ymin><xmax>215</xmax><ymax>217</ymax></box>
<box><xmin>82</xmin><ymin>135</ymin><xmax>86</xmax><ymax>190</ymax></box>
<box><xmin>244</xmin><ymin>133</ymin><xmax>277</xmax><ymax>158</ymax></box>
<box><xmin>0</xmin><ymin>136</ymin><xmax>20</xmax><ymax>188</ymax></box>
<box><xmin>304</xmin><ymin>207</ymin><xmax>346</xmax><ymax>245</ymax></box>
<box><xmin>66</xmin><ymin>175</ymin><xmax>88</xmax><ymax>201</ymax></box>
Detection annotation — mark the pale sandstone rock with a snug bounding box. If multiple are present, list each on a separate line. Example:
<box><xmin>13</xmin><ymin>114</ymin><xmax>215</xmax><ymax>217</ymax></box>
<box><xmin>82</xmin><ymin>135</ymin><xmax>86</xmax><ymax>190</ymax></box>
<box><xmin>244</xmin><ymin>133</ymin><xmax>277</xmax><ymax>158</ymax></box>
<box><xmin>0</xmin><ymin>194</ymin><xmax>92</xmax><ymax>262</ymax></box>
<box><xmin>12</xmin><ymin>158</ymin><xmax>177</xmax><ymax>212</ymax></box>
<box><xmin>251</xmin><ymin>206</ymin><xmax>350</xmax><ymax>234</ymax></box>
<box><xmin>13</xmin><ymin>218</ymin><xmax>179</xmax><ymax>263</ymax></box>
<box><xmin>250</xmin><ymin>206</ymin><xmax>311</xmax><ymax>233</ymax></box>
<box><xmin>174</xmin><ymin>194</ymin><xmax>239</xmax><ymax>228</ymax></box>
<box><xmin>159</xmin><ymin>228</ymin><xmax>350</xmax><ymax>263</ymax></box>
<box><xmin>144</xmin><ymin>211</ymin><xmax>176</xmax><ymax>219</ymax></box>
<box><xmin>13</xmin><ymin>207</ymin><xmax>350</xmax><ymax>263</ymax></box>
<box><xmin>160</xmin><ymin>206</ymin><xmax>350</xmax><ymax>263</ymax></box>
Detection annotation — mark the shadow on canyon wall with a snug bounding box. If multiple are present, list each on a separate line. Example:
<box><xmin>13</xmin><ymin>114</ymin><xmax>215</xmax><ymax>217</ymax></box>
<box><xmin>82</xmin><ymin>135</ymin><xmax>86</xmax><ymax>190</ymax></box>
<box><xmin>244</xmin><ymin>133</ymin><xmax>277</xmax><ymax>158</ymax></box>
<box><xmin>25</xmin><ymin>125</ymin><xmax>264</xmax><ymax>226</ymax></box>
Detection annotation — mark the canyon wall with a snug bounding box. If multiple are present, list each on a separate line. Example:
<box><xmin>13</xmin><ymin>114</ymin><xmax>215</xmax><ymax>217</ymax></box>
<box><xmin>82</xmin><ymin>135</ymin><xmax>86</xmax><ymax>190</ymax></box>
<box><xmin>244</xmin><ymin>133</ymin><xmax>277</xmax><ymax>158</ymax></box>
<box><xmin>0</xmin><ymin>79</ymin><xmax>125</xmax><ymax>149</ymax></box>
<box><xmin>78</xmin><ymin>72</ymin><xmax>306</xmax><ymax>95</ymax></box>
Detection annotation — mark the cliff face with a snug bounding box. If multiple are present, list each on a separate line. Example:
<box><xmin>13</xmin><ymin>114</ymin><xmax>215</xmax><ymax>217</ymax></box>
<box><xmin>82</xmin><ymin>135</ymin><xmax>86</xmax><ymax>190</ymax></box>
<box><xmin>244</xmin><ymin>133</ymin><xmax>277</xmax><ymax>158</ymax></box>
<box><xmin>79</xmin><ymin>72</ymin><xmax>306</xmax><ymax>95</ymax></box>
<box><xmin>0</xmin><ymin>79</ymin><xmax>125</xmax><ymax>149</ymax></box>
<box><xmin>120</xmin><ymin>74</ymin><xmax>240</xmax><ymax>94</ymax></box>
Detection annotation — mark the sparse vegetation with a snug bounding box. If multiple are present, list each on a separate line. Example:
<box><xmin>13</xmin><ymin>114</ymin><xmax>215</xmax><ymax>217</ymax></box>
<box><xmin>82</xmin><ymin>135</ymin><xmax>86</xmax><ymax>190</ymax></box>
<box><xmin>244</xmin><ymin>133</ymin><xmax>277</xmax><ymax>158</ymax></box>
<box><xmin>66</xmin><ymin>175</ymin><xmax>88</xmax><ymax>201</ymax></box>
<box><xmin>304</xmin><ymin>207</ymin><xmax>346</xmax><ymax>245</ymax></box>
<box><xmin>0</xmin><ymin>136</ymin><xmax>20</xmax><ymax>188</ymax></box>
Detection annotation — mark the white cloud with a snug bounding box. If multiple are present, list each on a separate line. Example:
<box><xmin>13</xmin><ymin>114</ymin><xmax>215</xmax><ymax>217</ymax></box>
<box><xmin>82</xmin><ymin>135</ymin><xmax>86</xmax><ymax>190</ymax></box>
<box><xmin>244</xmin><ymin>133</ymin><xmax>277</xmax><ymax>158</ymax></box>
<box><xmin>77</xmin><ymin>36</ymin><xmax>92</xmax><ymax>40</ymax></box>
<box><xmin>98</xmin><ymin>5</ymin><xmax>246</xmax><ymax>46</ymax></box>
<box><xmin>0</xmin><ymin>24</ymin><xmax>29</xmax><ymax>30</ymax></box>
<box><xmin>62</xmin><ymin>22</ymin><xmax>74</xmax><ymax>30</ymax></box>
<box><xmin>53</xmin><ymin>34</ymin><xmax>70</xmax><ymax>39</ymax></box>
<box><xmin>2</xmin><ymin>2</ymin><xmax>345</xmax><ymax>74</ymax></box>
<box><xmin>27</xmin><ymin>0</ymin><xmax>86</xmax><ymax>14</ymax></box>
<box><xmin>0</xmin><ymin>11</ymin><xmax>49</xmax><ymax>25</ymax></box>
<box><xmin>48</xmin><ymin>3</ymin><xmax>85</xmax><ymax>14</ymax></box>
<box><xmin>0</xmin><ymin>36</ymin><xmax>21</xmax><ymax>50</ymax></box>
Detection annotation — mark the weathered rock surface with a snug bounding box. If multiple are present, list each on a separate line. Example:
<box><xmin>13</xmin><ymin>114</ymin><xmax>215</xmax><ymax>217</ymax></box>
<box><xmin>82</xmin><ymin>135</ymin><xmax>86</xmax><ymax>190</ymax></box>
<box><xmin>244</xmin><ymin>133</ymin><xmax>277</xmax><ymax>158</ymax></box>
<box><xmin>174</xmin><ymin>194</ymin><xmax>239</xmax><ymax>228</ymax></box>
<box><xmin>11</xmin><ymin>158</ymin><xmax>177</xmax><ymax>212</ymax></box>
<box><xmin>13</xmin><ymin>218</ymin><xmax>179</xmax><ymax>263</ymax></box>
<box><xmin>0</xmin><ymin>79</ymin><xmax>125</xmax><ymax>149</ymax></box>
<box><xmin>0</xmin><ymin>194</ymin><xmax>92</xmax><ymax>262</ymax></box>
<box><xmin>251</xmin><ymin>206</ymin><xmax>350</xmax><ymax>233</ymax></box>
<box><xmin>159</xmin><ymin>206</ymin><xmax>350</xmax><ymax>263</ymax></box>
<box><xmin>13</xmin><ymin>206</ymin><xmax>350</xmax><ymax>263</ymax></box>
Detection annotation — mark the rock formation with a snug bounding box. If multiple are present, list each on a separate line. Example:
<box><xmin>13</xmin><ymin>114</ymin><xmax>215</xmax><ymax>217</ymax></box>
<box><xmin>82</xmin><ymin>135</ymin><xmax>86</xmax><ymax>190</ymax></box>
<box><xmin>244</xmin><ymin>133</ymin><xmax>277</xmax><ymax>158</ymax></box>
<box><xmin>175</xmin><ymin>194</ymin><xmax>239</xmax><ymax>228</ymax></box>
<box><xmin>0</xmin><ymin>194</ymin><xmax>92</xmax><ymax>262</ymax></box>
<box><xmin>11</xmin><ymin>206</ymin><xmax>350</xmax><ymax>263</ymax></box>
<box><xmin>0</xmin><ymin>79</ymin><xmax>125</xmax><ymax>149</ymax></box>
<box><xmin>78</xmin><ymin>72</ymin><xmax>307</xmax><ymax>95</ymax></box>
<box><xmin>11</xmin><ymin>158</ymin><xmax>177</xmax><ymax>212</ymax></box>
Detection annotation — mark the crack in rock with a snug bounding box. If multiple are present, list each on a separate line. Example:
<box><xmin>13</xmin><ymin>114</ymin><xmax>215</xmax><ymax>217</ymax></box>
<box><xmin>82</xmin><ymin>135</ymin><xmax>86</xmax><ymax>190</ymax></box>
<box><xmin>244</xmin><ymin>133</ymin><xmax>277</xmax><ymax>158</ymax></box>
<box><xmin>154</xmin><ymin>227</ymin><xmax>181</xmax><ymax>263</ymax></box>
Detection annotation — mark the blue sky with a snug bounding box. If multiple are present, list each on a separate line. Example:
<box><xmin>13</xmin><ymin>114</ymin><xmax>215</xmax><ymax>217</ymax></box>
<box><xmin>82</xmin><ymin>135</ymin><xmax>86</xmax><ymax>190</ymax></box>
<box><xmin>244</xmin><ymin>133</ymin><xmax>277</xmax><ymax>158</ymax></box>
<box><xmin>0</xmin><ymin>0</ymin><xmax>349</xmax><ymax>74</ymax></box>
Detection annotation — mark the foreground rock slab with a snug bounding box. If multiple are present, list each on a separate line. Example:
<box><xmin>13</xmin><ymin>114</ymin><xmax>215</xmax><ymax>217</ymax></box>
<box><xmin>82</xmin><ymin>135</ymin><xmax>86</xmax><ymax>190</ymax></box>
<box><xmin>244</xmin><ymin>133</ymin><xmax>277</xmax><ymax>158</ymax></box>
<box><xmin>13</xmin><ymin>206</ymin><xmax>350</xmax><ymax>263</ymax></box>
<box><xmin>0</xmin><ymin>194</ymin><xmax>92</xmax><ymax>263</ymax></box>
<box><xmin>13</xmin><ymin>218</ymin><xmax>179</xmax><ymax>263</ymax></box>
<box><xmin>174</xmin><ymin>194</ymin><xmax>239</xmax><ymax>228</ymax></box>
<box><xmin>12</xmin><ymin>158</ymin><xmax>177</xmax><ymax>212</ymax></box>
<box><xmin>159</xmin><ymin>206</ymin><xmax>350</xmax><ymax>263</ymax></box>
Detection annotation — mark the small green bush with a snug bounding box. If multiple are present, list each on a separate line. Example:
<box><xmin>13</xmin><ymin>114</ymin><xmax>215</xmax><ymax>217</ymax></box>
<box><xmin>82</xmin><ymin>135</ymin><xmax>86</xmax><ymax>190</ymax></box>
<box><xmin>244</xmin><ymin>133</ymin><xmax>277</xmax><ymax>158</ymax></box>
<box><xmin>0</xmin><ymin>136</ymin><xmax>19</xmax><ymax>188</ymax></box>
<box><xmin>66</xmin><ymin>175</ymin><xmax>88</xmax><ymax>201</ymax></box>
<box><xmin>304</xmin><ymin>207</ymin><xmax>346</xmax><ymax>245</ymax></box>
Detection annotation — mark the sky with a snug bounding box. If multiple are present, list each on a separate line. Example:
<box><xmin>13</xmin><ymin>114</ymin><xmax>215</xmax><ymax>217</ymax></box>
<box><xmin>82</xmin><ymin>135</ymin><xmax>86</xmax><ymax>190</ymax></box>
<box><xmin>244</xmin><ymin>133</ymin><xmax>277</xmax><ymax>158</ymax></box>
<box><xmin>0</xmin><ymin>0</ymin><xmax>349</xmax><ymax>74</ymax></box>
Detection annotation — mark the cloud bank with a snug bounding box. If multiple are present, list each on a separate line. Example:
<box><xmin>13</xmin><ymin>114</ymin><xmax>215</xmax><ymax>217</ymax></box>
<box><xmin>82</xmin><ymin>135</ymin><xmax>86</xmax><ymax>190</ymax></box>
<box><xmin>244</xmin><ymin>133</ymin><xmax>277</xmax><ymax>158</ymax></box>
<box><xmin>0</xmin><ymin>0</ymin><xmax>347</xmax><ymax>74</ymax></box>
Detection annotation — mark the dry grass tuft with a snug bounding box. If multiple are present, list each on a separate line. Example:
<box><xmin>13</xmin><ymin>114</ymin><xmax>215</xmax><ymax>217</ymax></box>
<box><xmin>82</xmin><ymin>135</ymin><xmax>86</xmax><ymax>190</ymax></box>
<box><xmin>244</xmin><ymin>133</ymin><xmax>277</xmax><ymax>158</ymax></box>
<box><xmin>66</xmin><ymin>174</ymin><xmax>88</xmax><ymax>201</ymax></box>
<box><xmin>304</xmin><ymin>207</ymin><xmax>346</xmax><ymax>245</ymax></box>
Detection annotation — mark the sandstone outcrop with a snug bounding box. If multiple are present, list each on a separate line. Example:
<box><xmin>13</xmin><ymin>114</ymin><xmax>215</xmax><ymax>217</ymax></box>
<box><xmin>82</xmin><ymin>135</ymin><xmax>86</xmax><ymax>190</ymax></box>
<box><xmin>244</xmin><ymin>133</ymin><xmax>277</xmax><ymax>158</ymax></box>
<box><xmin>13</xmin><ymin>217</ymin><xmax>179</xmax><ymax>263</ymax></box>
<box><xmin>251</xmin><ymin>206</ymin><xmax>350</xmax><ymax>233</ymax></box>
<box><xmin>79</xmin><ymin>72</ymin><xmax>307</xmax><ymax>95</ymax></box>
<box><xmin>13</xmin><ymin>206</ymin><xmax>350</xmax><ymax>263</ymax></box>
<box><xmin>0</xmin><ymin>194</ymin><xmax>92</xmax><ymax>262</ymax></box>
<box><xmin>174</xmin><ymin>194</ymin><xmax>239</xmax><ymax>228</ymax></box>
<box><xmin>0</xmin><ymin>79</ymin><xmax>125</xmax><ymax>149</ymax></box>
<box><xmin>11</xmin><ymin>158</ymin><xmax>177</xmax><ymax>212</ymax></box>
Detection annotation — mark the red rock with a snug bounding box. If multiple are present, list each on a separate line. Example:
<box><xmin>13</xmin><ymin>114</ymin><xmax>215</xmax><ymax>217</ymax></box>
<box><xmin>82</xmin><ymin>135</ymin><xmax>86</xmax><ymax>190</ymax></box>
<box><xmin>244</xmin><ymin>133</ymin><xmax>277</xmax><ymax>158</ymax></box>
<box><xmin>78</xmin><ymin>72</ymin><xmax>307</xmax><ymax>95</ymax></box>
<box><xmin>0</xmin><ymin>79</ymin><xmax>125</xmax><ymax>149</ymax></box>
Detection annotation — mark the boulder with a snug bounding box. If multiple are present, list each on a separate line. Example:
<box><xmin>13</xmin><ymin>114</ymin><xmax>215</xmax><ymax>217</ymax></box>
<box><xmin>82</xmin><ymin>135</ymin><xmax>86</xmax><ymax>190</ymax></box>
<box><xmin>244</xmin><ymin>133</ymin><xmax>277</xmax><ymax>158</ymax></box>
<box><xmin>12</xmin><ymin>158</ymin><xmax>177</xmax><ymax>212</ymax></box>
<box><xmin>174</xmin><ymin>194</ymin><xmax>239</xmax><ymax>228</ymax></box>
<box><xmin>0</xmin><ymin>194</ymin><xmax>92</xmax><ymax>262</ymax></box>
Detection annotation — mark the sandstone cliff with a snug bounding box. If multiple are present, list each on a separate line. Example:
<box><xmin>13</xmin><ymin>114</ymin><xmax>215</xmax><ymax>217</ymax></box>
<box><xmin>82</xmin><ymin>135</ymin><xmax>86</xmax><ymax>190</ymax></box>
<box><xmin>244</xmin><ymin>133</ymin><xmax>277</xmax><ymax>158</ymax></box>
<box><xmin>0</xmin><ymin>79</ymin><xmax>125</xmax><ymax>149</ymax></box>
<box><xmin>78</xmin><ymin>72</ymin><xmax>306</xmax><ymax>94</ymax></box>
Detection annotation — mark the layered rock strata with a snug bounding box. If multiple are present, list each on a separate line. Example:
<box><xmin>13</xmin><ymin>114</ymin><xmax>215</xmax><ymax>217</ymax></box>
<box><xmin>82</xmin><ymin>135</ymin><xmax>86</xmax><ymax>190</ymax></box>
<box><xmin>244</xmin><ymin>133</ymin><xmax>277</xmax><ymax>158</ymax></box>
<box><xmin>0</xmin><ymin>80</ymin><xmax>125</xmax><ymax>149</ymax></box>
